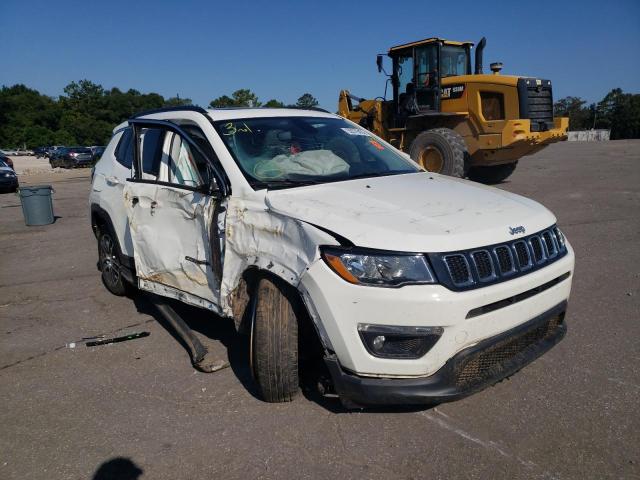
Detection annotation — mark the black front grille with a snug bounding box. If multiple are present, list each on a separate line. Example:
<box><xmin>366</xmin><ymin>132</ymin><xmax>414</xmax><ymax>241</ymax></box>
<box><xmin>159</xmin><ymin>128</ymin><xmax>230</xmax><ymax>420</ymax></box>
<box><xmin>471</xmin><ymin>251</ymin><xmax>494</xmax><ymax>280</ymax></box>
<box><xmin>518</xmin><ymin>78</ymin><xmax>554</xmax><ymax>132</ymax></box>
<box><xmin>542</xmin><ymin>231</ymin><xmax>556</xmax><ymax>257</ymax></box>
<box><xmin>444</xmin><ymin>255</ymin><xmax>472</xmax><ymax>286</ymax></box>
<box><xmin>429</xmin><ymin>225</ymin><xmax>568</xmax><ymax>292</ymax></box>
<box><xmin>513</xmin><ymin>241</ymin><xmax>531</xmax><ymax>269</ymax></box>
<box><xmin>530</xmin><ymin>236</ymin><xmax>544</xmax><ymax>263</ymax></box>
<box><xmin>494</xmin><ymin>246</ymin><xmax>514</xmax><ymax>274</ymax></box>
<box><xmin>455</xmin><ymin>314</ymin><xmax>563</xmax><ymax>388</ymax></box>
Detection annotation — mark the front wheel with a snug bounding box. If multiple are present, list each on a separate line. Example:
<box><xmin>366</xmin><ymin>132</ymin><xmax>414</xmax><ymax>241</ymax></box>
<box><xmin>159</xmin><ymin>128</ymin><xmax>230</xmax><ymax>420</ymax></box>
<box><xmin>468</xmin><ymin>163</ymin><xmax>517</xmax><ymax>184</ymax></box>
<box><xmin>251</xmin><ymin>277</ymin><xmax>299</xmax><ymax>402</ymax></box>
<box><xmin>409</xmin><ymin>128</ymin><xmax>467</xmax><ymax>177</ymax></box>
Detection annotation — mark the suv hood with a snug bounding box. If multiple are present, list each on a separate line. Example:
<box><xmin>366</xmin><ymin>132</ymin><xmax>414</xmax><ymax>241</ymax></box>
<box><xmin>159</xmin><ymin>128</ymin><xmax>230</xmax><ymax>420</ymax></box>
<box><xmin>265</xmin><ymin>172</ymin><xmax>556</xmax><ymax>252</ymax></box>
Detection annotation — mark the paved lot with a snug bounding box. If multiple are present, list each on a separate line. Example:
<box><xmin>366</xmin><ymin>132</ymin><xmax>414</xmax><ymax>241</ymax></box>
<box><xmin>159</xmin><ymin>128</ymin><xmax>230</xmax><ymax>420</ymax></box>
<box><xmin>1</xmin><ymin>141</ymin><xmax>639</xmax><ymax>479</ymax></box>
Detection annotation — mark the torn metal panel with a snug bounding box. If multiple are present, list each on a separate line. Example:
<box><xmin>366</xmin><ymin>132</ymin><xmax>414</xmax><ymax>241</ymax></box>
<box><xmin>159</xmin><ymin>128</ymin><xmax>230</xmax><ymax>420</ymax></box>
<box><xmin>138</xmin><ymin>279</ymin><xmax>222</xmax><ymax>314</ymax></box>
<box><xmin>124</xmin><ymin>182</ymin><xmax>221</xmax><ymax>308</ymax></box>
<box><xmin>220</xmin><ymin>195</ymin><xmax>338</xmax><ymax>316</ymax></box>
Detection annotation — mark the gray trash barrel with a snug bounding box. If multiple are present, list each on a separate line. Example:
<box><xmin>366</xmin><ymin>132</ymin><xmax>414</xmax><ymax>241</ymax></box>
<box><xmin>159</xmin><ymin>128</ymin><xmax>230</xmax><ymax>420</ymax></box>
<box><xmin>19</xmin><ymin>185</ymin><xmax>55</xmax><ymax>226</ymax></box>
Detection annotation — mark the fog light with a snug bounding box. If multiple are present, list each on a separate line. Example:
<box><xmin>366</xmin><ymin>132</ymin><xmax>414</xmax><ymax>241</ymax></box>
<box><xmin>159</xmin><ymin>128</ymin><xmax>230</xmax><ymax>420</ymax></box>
<box><xmin>372</xmin><ymin>335</ymin><xmax>386</xmax><ymax>352</ymax></box>
<box><xmin>358</xmin><ymin>324</ymin><xmax>443</xmax><ymax>359</ymax></box>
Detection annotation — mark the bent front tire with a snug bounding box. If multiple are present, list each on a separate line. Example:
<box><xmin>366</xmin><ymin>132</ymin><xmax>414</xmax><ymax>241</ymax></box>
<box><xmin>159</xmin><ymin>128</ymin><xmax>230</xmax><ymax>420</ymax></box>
<box><xmin>251</xmin><ymin>276</ymin><xmax>299</xmax><ymax>402</ymax></box>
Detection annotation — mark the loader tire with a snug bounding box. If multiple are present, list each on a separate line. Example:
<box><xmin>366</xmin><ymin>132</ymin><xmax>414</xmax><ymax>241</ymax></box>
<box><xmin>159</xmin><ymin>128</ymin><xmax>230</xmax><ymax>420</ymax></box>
<box><xmin>468</xmin><ymin>162</ymin><xmax>517</xmax><ymax>184</ymax></box>
<box><xmin>409</xmin><ymin>128</ymin><xmax>467</xmax><ymax>177</ymax></box>
<box><xmin>251</xmin><ymin>276</ymin><xmax>299</xmax><ymax>402</ymax></box>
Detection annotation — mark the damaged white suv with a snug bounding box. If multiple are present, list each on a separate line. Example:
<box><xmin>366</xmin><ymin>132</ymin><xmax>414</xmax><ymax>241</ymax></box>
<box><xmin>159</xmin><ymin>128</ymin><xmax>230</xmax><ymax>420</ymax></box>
<box><xmin>90</xmin><ymin>106</ymin><xmax>574</xmax><ymax>406</ymax></box>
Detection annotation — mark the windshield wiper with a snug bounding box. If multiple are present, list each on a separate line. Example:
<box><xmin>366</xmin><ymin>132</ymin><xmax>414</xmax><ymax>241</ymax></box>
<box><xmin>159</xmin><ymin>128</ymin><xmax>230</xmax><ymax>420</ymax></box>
<box><xmin>252</xmin><ymin>171</ymin><xmax>418</xmax><ymax>190</ymax></box>
<box><xmin>252</xmin><ymin>179</ymin><xmax>321</xmax><ymax>190</ymax></box>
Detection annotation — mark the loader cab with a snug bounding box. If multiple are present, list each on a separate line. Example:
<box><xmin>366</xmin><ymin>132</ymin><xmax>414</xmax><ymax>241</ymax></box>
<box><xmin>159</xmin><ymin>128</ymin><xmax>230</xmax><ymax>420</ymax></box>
<box><xmin>388</xmin><ymin>38</ymin><xmax>472</xmax><ymax>117</ymax></box>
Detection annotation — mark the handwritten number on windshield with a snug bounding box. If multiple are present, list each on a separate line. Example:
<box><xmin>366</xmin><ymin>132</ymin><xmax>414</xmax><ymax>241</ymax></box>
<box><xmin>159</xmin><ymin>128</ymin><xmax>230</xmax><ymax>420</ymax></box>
<box><xmin>223</xmin><ymin>122</ymin><xmax>253</xmax><ymax>136</ymax></box>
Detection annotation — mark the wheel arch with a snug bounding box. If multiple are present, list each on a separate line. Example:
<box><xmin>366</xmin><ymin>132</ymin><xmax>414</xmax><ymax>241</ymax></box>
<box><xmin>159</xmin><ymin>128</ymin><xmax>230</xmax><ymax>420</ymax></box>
<box><xmin>90</xmin><ymin>204</ymin><xmax>134</xmax><ymax>271</ymax></box>
<box><xmin>230</xmin><ymin>266</ymin><xmax>328</xmax><ymax>357</ymax></box>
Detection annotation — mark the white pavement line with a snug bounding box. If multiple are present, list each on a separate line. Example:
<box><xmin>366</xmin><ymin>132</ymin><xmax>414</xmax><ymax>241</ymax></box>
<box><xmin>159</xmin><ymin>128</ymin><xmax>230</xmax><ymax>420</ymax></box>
<box><xmin>416</xmin><ymin>409</ymin><xmax>561</xmax><ymax>479</ymax></box>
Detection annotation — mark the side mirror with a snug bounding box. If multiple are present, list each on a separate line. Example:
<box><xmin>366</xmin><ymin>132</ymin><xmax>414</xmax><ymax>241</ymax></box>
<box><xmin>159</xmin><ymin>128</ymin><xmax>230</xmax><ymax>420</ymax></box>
<box><xmin>376</xmin><ymin>55</ymin><xmax>383</xmax><ymax>73</ymax></box>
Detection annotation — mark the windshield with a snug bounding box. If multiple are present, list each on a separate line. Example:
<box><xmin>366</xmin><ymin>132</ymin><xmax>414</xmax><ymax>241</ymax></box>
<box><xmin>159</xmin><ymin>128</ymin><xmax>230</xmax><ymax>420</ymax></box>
<box><xmin>214</xmin><ymin>117</ymin><xmax>420</xmax><ymax>189</ymax></box>
<box><xmin>440</xmin><ymin>45</ymin><xmax>469</xmax><ymax>78</ymax></box>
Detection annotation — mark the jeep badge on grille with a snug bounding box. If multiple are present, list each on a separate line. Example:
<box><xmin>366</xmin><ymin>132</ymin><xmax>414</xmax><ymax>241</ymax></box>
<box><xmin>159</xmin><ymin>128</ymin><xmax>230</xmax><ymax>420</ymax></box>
<box><xmin>509</xmin><ymin>226</ymin><xmax>526</xmax><ymax>235</ymax></box>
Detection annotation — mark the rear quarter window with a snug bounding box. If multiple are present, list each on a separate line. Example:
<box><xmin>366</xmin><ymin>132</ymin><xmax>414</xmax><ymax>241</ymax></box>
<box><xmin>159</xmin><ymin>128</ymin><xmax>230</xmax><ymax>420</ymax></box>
<box><xmin>114</xmin><ymin>128</ymin><xmax>134</xmax><ymax>168</ymax></box>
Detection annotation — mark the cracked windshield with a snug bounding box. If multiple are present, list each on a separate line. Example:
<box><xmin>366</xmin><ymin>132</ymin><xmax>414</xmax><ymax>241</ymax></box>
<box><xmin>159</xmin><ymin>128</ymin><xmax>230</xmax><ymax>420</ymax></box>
<box><xmin>214</xmin><ymin>117</ymin><xmax>420</xmax><ymax>188</ymax></box>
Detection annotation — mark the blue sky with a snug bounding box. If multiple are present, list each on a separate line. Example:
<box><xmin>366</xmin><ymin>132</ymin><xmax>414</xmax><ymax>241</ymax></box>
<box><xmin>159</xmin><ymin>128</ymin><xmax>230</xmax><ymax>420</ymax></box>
<box><xmin>1</xmin><ymin>0</ymin><xmax>638</xmax><ymax>110</ymax></box>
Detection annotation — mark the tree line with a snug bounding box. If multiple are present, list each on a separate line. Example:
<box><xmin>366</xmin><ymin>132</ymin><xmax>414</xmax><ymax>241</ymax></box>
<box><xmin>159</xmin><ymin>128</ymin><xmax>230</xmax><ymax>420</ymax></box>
<box><xmin>553</xmin><ymin>88</ymin><xmax>640</xmax><ymax>140</ymax></box>
<box><xmin>1</xmin><ymin>80</ymin><xmax>637</xmax><ymax>148</ymax></box>
<box><xmin>0</xmin><ymin>80</ymin><xmax>319</xmax><ymax>148</ymax></box>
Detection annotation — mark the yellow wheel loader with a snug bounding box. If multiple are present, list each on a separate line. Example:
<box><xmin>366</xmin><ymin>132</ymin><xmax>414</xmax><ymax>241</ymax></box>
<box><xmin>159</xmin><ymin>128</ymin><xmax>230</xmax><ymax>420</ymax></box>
<box><xmin>338</xmin><ymin>37</ymin><xmax>569</xmax><ymax>183</ymax></box>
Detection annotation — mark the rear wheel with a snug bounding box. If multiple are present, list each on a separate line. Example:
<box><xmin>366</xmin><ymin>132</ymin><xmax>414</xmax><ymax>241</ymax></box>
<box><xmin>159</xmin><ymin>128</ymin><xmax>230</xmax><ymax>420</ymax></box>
<box><xmin>468</xmin><ymin>163</ymin><xmax>517</xmax><ymax>184</ymax></box>
<box><xmin>98</xmin><ymin>228</ymin><xmax>130</xmax><ymax>296</ymax></box>
<box><xmin>409</xmin><ymin>128</ymin><xmax>467</xmax><ymax>177</ymax></box>
<box><xmin>251</xmin><ymin>276</ymin><xmax>299</xmax><ymax>402</ymax></box>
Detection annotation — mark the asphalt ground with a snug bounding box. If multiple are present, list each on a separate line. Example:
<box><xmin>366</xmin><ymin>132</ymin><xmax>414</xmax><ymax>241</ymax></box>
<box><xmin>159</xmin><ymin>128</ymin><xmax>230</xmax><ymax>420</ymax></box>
<box><xmin>1</xmin><ymin>141</ymin><xmax>639</xmax><ymax>479</ymax></box>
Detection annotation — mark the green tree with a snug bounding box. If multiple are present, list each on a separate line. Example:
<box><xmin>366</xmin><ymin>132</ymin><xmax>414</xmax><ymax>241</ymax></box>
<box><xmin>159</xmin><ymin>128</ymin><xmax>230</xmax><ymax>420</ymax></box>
<box><xmin>0</xmin><ymin>84</ymin><xmax>62</xmax><ymax>148</ymax></box>
<box><xmin>597</xmin><ymin>88</ymin><xmax>640</xmax><ymax>139</ymax></box>
<box><xmin>0</xmin><ymin>81</ymin><xmax>184</xmax><ymax>147</ymax></box>
<box><xmin>553</xmin><ymin>96</ymin><xmax>592</xmax><ymax>130</ymax></box>
<box><xmin>295</xmin><ymin>93</ymin><xmax>319</xmax><ymax>108</ymax></box>
<box><xmin>263</xmin><ymin>99</ymin><xmax>285</xmax><ymax>108</ymax></box>
<box><xmin>164</xmin><ymin>95</ymin><xmax>193</xmax><ymax>107</ymax></box>
<box><xmin>210</xmin><ymin>89</ymin><xmax>262</xmax><ymax>108</ymax></box>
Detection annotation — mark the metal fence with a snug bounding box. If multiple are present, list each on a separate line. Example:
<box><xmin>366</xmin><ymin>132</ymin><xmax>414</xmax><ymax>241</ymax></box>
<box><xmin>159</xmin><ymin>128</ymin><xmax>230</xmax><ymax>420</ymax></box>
<box><xmin>567</xmin><ymin>130</ymin><xmax>611</xmax><ymax>141</ymax></box>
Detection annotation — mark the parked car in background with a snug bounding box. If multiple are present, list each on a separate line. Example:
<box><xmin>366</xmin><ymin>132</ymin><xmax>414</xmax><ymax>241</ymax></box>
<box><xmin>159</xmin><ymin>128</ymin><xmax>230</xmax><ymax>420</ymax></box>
<box><xmin>0</xmin><ymin>153</ymin><xmax>14</xmax><ymax>170</ymax></box>
<box><xmin>50</xmin><ymin>147</ymin><xmax>93</xmax><ymax>168</ymax></box>
<box><xmin>1</xmin><ymin>148</ymin><xmax>18</xmax><ymax>156</ymax></box>
<box><xmin>16</xmin><ymin>149</ymin><xmax>34</xmax><ymax>156</ymax></box>
<box><xmin>90</xmin><ymin>146</ymin><xmax>106</xmax><ymax>163</ymax></box>
<box><xmin>34</xmin><ymin>147</ymin><xmax>48</xmax><ymax>158</ymax></box>
<box><xmin>0</xmin><ymin>159</ymin><xmax>18</xmax><ymax>193</ymax></box>
<box><xmin>46</xmin><ymin>146</ymin><xmax>66</xmax><ymax>158</ymax></box>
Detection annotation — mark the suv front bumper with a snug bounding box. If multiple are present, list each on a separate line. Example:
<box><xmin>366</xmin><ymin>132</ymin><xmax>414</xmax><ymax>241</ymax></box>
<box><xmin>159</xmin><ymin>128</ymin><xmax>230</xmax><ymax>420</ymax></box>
<box><xmin>325</xmin><ymin>301</ymin><xmax>566</xmax><ymax>407</ymax></box>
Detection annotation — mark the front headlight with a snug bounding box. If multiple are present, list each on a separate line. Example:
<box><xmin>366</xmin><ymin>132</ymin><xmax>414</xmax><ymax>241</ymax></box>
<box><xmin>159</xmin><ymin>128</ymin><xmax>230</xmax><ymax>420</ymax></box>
<box><xmin>3</xmin><ymin>172</ymin><xmax>15</xmax><ymax>178</ymax></box>
<box><xmin>321</xmin><ymin>247</ymin><xmax>436</xmax><ymax>287</ymax></box>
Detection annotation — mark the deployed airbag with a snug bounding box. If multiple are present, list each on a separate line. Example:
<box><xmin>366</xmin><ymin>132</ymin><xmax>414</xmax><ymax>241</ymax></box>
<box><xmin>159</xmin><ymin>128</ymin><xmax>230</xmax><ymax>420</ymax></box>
<box><xmin>254</xmin><ymin>150</ymin><xmax>350</xmax><ymax>180</ymax></box>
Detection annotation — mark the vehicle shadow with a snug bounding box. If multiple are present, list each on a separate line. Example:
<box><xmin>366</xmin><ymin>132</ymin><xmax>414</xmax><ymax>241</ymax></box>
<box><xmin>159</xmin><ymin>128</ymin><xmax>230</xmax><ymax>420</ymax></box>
<box><xmin>92</xmin><ymin>457</ymin><xmax>143</xmax><ymax>480</ymax></box>
<box><xmin>131</xmin><ymin>292</ymin><xmax>260</xmax><ymax>400</ymax></box>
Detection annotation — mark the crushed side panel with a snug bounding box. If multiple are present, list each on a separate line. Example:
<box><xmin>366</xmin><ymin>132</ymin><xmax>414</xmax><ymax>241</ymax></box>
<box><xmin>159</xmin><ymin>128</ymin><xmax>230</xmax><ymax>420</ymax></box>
<box><xmin>125</xmin><ymin>182</ymin><xmax>220</xmax><ymax>307</ymax></box>
<box><xmin>221</xmin><ymin>196</ymin><xmax>338</xmax><ymax>317</ymax></box>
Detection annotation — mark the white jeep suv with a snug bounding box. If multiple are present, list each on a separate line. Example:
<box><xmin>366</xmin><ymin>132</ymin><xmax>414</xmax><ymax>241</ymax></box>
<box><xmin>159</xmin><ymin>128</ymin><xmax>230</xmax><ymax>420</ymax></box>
<box><xmin>90</xmin><ymin>106</ymin><xmax>574</xmax><ymax>406</ymax></box>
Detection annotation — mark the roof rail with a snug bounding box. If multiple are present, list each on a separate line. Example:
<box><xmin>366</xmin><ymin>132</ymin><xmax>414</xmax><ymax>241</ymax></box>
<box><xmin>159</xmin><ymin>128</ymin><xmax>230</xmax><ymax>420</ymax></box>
<box><xmin>130</xmin><ymin>105</ymin><xmax>208</xmax><ymax>119</ymax></box>
<box><xmin>208</xmin><ymin>106</ymin><xmax>331</xmax><ymax>113</ymax></box>
<box><xmin>253</xmin><ymin>105</ymin><xmax>330</xmax><ymax>113</ymax></box>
